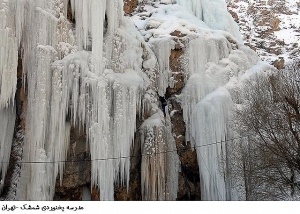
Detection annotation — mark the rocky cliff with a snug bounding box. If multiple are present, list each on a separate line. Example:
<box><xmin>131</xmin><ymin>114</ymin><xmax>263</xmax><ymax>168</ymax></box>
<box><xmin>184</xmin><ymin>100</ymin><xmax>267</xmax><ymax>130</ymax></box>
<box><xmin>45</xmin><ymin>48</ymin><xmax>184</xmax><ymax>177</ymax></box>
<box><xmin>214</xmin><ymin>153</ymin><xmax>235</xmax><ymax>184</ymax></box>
<box><xmin>226</xmin><ymin>0</ymin><xmax>300</xmax><ymax>69</ymax></box>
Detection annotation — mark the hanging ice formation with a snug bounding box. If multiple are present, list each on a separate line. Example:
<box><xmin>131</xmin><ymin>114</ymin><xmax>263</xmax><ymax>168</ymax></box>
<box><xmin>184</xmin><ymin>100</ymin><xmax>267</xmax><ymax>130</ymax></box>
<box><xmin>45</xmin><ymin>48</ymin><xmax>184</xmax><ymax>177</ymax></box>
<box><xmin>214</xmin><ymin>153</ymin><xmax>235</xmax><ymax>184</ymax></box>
<box><xmin>0</xmin><ymin>0</ymin><xmax>276</xmax><ymax>201</ymax></box>
<box><xmin>0</xmin><ymin>0</ymin><xmax>17</xmax><ymax>194</ymax></box>
<box><xmin>140</xmin><ymin>112</ymin><xmax>180</xmax><ymax>200</ymax></box>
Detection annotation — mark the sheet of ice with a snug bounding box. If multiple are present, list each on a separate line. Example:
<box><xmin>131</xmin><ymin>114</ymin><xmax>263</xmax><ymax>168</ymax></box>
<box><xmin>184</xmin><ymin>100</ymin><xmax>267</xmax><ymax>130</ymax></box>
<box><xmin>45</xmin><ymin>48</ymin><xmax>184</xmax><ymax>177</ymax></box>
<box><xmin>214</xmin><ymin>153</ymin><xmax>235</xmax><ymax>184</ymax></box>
<box><xmin>180</xmin><ymin>34</ymin><xmax>259</xmax><ymax>141</ymax></box>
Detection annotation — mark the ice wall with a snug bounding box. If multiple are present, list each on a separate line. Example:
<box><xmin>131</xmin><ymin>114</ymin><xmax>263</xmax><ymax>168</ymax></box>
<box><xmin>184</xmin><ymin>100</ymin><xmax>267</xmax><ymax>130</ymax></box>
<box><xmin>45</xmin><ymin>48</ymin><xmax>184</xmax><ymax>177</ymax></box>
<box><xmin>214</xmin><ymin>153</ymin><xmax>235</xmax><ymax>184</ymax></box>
<box><xmin>181</xmin><ymin>35</ymin><xmax>259</xmax><ymax>143</ymax></box>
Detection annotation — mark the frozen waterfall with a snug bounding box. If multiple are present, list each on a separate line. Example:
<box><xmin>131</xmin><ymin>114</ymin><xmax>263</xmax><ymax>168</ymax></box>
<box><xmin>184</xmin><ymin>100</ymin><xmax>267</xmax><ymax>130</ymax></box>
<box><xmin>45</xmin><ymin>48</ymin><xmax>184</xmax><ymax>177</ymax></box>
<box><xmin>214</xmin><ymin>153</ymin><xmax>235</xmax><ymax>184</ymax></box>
<box><xmin>0</xmin><ymin>0</ymin><xmax>274</xmax><ymax>201</ymax></box>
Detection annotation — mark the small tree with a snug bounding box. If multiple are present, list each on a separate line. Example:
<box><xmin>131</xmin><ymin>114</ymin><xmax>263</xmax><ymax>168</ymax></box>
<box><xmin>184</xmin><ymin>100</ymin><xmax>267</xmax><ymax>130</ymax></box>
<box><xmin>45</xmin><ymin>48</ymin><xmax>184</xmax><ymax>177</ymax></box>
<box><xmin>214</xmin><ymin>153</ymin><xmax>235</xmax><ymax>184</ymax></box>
<box><xmin>234</xmin><ymin>60</ymin><xmax>300</xmax><ymax>200</ymax></box>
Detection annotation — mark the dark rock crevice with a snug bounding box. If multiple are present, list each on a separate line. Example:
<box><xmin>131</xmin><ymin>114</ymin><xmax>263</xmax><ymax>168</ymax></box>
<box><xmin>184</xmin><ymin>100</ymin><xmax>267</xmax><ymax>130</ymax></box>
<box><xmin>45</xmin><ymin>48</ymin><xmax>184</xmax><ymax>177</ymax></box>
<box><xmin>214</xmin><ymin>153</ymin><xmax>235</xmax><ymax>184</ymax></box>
<box><xmin>166</xmin><ymin>46</ymin><xmax>201</xmax><ymax>200</ymax></box>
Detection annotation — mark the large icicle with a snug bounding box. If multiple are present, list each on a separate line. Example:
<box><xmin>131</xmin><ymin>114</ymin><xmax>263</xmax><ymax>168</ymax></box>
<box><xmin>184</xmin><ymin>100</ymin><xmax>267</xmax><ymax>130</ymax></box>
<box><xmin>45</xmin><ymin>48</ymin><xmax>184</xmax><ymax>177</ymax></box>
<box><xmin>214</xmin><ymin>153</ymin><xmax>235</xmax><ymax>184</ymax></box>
<box><xmin>0</xmin><ymin>0</ymin><xmax>18</xmax><ymax>109</ymax></box>
<box><xmin>17</xmin><ymin>44</ymin><xmax>57</xmax><ymax>200</ymax></box>
<box><xmin>0</xmin><ymin>1</ymin><xmax>18</xmax><ymax>193</ymax></box>
<box><xmin>140</xmin><ymin>112</ymin><xmax>179</xmax><ymax>200</ymax></box>
<box><xmin>91</xmin><ymin>0</ymin><xmax>106</xmax><ymax>75</ymax></box>
<box><xmin>88</xmin><ymin>70</ymin><xmax>144</xmax><ymax>200</ymax></box>
<box><xmin>165</xmin><ymin>113</ymin><xmax>180</xmax><ymax>201</ymax></box>
<box><xmin>15</xmin><ymin>0</ymin><xmax>75</xmax><ymax>200</ymax></box>
<box><xmin>190</xmin><ymin>87</ymin><xmax>233</xmax><ymax>200</ymax></box>
<box><xmin>150</xmin><ymin>38</ymin><xmax>174</xmax><ymax>96</ymax></box>
<box><xmin>70</xmin><ymin>0</ymin><xmax>124</xmax><ymax>75</ymax></box>
<box><xmin>65</xmin><ymin>10</ymin><xmax>141</xmax><ymax>194</ymax></box>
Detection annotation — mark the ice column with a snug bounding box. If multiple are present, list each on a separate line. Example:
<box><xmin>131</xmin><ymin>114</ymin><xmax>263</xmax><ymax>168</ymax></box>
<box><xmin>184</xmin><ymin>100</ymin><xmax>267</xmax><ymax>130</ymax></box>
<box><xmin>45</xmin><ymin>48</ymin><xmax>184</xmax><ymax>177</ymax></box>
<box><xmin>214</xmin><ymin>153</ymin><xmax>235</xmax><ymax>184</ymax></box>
<box><xmin>150</xmin><ymin>38</ymin><xmax>174</xmax><ymax>96</ymax></box>
<box><xmin>18</xmin><ymin>45</ymin><xmax>57</xmax><ymax>200</ymax></box>
<box><xmin>180</xmin><ymin>36</ymin><xmax>231</xmax><ymax>142</ymax></box>
<box><xmin>190</xmin><ymin>88</ymin><xmax>233</xmax><ymax>200</ymax></box>
<box><xmin>15</xmin><ymin>0</ymin><xmax>74</xmax><ymax>200</ymax></box>
<box><xmin>140</xmin><ymin>112</ymin><xmax>179</xmax><ymax>200</ymax></box>
<box><xmin>0</xmin><ymin>0</ymin><xmax>18</xmax><ymax>109</ymax></box>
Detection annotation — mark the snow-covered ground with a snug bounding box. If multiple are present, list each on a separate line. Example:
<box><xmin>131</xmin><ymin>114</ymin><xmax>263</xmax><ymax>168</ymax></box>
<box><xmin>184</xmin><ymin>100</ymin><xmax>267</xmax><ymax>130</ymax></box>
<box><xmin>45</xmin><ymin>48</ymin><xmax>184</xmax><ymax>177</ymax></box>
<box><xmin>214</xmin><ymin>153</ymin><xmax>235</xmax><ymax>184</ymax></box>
<box><xmin>276</xmin><ymin>11</ymin><xmax>300</xmax><ymax>44</ymax></box>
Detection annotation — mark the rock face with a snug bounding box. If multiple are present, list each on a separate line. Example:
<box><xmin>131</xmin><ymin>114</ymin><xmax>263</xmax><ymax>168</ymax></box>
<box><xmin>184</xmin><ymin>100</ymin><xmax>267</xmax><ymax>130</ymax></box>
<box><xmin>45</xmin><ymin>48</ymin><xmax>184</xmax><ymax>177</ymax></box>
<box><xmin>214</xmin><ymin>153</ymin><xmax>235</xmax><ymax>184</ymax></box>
<box><xmin>169</xmin><ymin>98</ymin><xmax>200</xmax><ymax>200</ymax></box>
<box><xmin>124</xmin><ymin>0</ymin><xmax>139</xmax><ymax>15</ymax></box>
<box><xmin>167</xmin><ymin>44</ymin><xmax>201</xmax><ymax>200</ymax></box>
